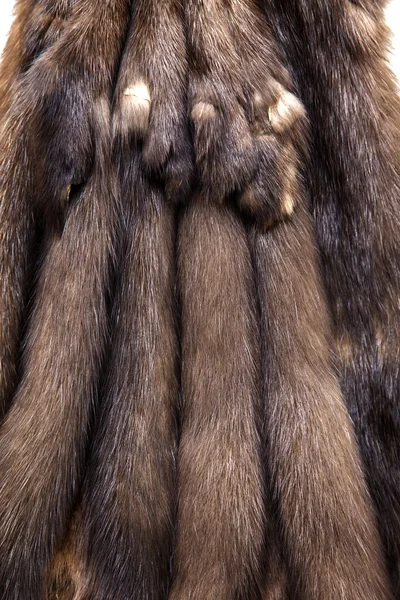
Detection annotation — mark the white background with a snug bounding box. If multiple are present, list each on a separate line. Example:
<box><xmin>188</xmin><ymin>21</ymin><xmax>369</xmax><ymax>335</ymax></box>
<box><xmin>0</xmin><ymin>1</ymin><xmax>399</xmax><ymax>80</ymax></box>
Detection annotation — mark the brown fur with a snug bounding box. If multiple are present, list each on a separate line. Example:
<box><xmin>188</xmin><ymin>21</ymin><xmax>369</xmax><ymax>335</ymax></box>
<box><xmin>0</xmin><ymin>0</ymin><xmax>75</xmax><ymax>118</ymax></box>
<box><xmin>48</xmin><ymin>4</ymin><xmax>191</xmax><ymax>595</ymax></box>
<box><xmin>263</xmin><ymin>0</ymin><xmax>400</xmax><ymax>595</ymax></box>
<box><xmin>0</xmin><ymin>0</ymin><xmax>132</xmax><ymax>596</ymax></box>
<box><xmin>251</xmin><ymin>201</ymin><xmax>392</xmax><ymax>599</ymax></box>
<box><xmin>76</xmin><ymin>162</ymin><xmax>180</xmax><ymax>598</ymax></box>
<box><xmin>0</xmin><ymin>1</ymin><xmax>397</xmax><ymax>598</ymax></box>
<box><xmin>185</xmin><ymin>0</ymin><xmax>303</xmax><ymax>230</ymax></box>
<box><xmin>169</xmin><ymin>197</ymin><xmax>266</xmax><ymax>599</ymax></box>
<box><xmin>0</xmin><ymin>97</ymin><xmax>120</xmax><ymax>600</ymax></box>
<box><xmin>184</xmin><ymin>2</ymin><xmax>392</xmax><ymax>596</ymax></box>
<box><xmin>0</xmin><ymin>0</ymin><xmax>75</xmax><ymax>422</ymax></box>
<box><xmin>113</xmin><ymin>0</ymin><xmax>192</xmax><ymax>203</ymax></box>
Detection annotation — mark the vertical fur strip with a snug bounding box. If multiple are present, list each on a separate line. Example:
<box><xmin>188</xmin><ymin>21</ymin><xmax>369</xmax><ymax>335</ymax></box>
<box><xmin>0</xmin><ymin>116</ymin><xmax>35</xmax><ymax>421</ymax></box>
<box><xmin>0</xmin><ymin>0</ymin><xmax>131</xmax><ymax>421</ymax></box>
<box><xmin>0</xmin><ymin>0</ymin><xmax>74</xmax><ymax>421</ymax></box>
<box><xmin>113</xmin><ymin>0</ymin><xmax>192</xmax><ymax>202</ymax></box>
<box><xmin>169</xmin><ymin>197</ymin><xmax>265</xmax><ymax>599</ymax></box>
<box><xmin>78</xmin><ymin>155</ymin><xmax>180</xmax><ymax>600</ymax></box>
<box><xmin>71</xmin><ymin>4</ymin><xmax>189</xmax><ymax>592</ymax></box>
<box><xmin>264</xmin><ymin>0</ymin><xmax>400</xmax><ymax>593</ymax></box>
<box><xmin>250</xmin><ymin>203</ymin><xmax>392</xmax><ymax>600</ymax></box>
<box><xmin>12</xmin><ymin>0</ymin><xmax>132</xmax><ymax>229</ymax></box>
<box><xmin>0</xmin><ymin>99</ymin><xmax>119</xmax><ymax>600</ymax></box>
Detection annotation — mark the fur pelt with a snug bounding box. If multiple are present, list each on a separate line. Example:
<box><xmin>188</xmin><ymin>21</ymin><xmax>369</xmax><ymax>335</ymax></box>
<box><xmin>264</xmin><ymin>0</ymin><xmax>400</xmax><ymax>595</ymax></box>
<box><xmin>0</xmin><ymin>0</ymin><xmax>75</xmax><ymax>421</ymax></box>
<box><xmin>0</xmin><ymin>0</ymin><xmax>398</xmax><ymax>598</ymax></box>
<box><xmin>0</xmin><ymin>1</ymin><xmax>131</xmax><ymax>597</ymax></box>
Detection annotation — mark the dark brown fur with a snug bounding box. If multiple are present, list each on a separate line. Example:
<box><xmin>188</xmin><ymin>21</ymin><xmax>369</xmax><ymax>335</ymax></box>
<box><xmin>0</xmin><ymin>0</ymin><xmax>75</xmax><ymax>118</ymax></box>
<box><xmin>113</xmin><ymin>0</ymin><xmax>192</xmax><ymax>202</ymax></box>
<box><xmin>185</xmin><ymin>3</ymin><xmax>392</xmax><ymax>596</ymax></box>
<box><xmin>185</xmin><ymin>0</ymin><xmax>304</xmax><ymax>230</ymax></box>
<box><xmin>0</xmin><ymin>97</ymin><xmax>119</xmax><ymax>600</ymax></box>
<box><xmin>0</xmin><ymin>1</ymin><xmax>132</xmax><ymax>596</ymax></box>
<box><xmin>0</xmin><ymin>0</ymin><xmax>74</xmax><ymax>422</ymax></box>
<box><xmin>263</xmin><ymin>0</ymin><xmax>400</xmax><ymax>595</ymax></box>
<box><xmin>76</xmin><ymin>160</ymin><xmax>180</xmax><ymax>599</ymax></box>
<box><xmin>0</xmin><ymin>1</ymin><xmax>398</xmax><ymax>598</ymax></box>
<box><xmin>251</xmin><ymin>201</ymin><xmax>392</xmax><ymax>599</ymax></box>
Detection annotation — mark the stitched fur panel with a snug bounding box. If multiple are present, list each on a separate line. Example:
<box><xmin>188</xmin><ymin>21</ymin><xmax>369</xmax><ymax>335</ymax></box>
<box><xmin>250</xmin><ymin>201</ymin><xmax>392</xmax><ymax>599</ymax></box>
<box><xmin>113</xmin><ymin>0</ymin><xmax>193</xmax><ymax>203</ymax></box>
<box><xmin>76</xmin><ymin>155</ymin><xmax>180</xmax><ymax>599</ymax></box>
<box><xmin>0</xmin><ymin>0</ymin><xmax>75</xmax><ymax>421</ymax></box>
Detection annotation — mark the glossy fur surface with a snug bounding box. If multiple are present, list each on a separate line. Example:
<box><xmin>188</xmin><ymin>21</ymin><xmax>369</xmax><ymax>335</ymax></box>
<box><xmin>0</xmin><ymin>0</ymin><xmax>398</xmax><ymax>598</ymax></box>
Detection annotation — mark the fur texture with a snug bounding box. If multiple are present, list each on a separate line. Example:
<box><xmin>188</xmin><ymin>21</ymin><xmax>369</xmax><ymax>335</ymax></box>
<box><xmin>0</xmin><ymin>1</ymin><xmax>132</xmax><ymax>596</ymax></box>
<box><xmin>170</xmin><ymin>196</ymin><xmax>266</xmax><ymax>599</ymax></box>
<box><xmin>185</xmin><ymin>0</ymin><xmax>304</xmax><ymax>230</ymax></box>
<box><xmin>0</xmin><ymin>0</ymin><xmax>398</xmax><ymax>598</ymax></box>
<box><xmin>0</xmin><ymin>97</ymin><xmax>119</xmax><ymax>600</ymax></box>
<box><xmin>263</xmin><ymin>0</ymin><xmax>400</xmax><ymax>595</ymax></box>
<box><xmin>113</xmin><ymin>0</ymin><xmax>192</xmax><ymax>202</ymax></box>
<box><xmin>77</xmin><ymin>148</ymin><xmax>180</xmax><ymax>599</ymax></box>
<box><xmin>0</xmin><ymin>0</ymin><xmax>74</xmax><ymax>421</ymax></box>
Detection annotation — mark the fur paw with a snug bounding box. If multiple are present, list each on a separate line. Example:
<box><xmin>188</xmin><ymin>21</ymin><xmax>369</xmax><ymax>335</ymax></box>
<box><xmin>112</xmin><ymin>0</ymin><xmax>192</xmax><ymax>203</ymax></box>
<box><xmin>18</xmin><ymin>58</ymin><xmax>95</xmax><ymax>231</ymax></box>
<box><xmin>237</xmin><ymin>84</ymin><xmax>306</xmax><ymax>231</ymax></box>
<box><xmin>189</xmin><ymin>80</ymin><xmax>256</xmax><ymax>202</ymax></box>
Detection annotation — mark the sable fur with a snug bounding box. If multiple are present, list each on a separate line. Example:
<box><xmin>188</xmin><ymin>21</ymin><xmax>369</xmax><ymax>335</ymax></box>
<box><xmin>183</xmin><ymin>2</ymin><xmax>392</xmax><ymax>595</ymax></box>
<box><xmin>0</xmin><ymin>97</ymin><xmax>119</xmax><ymax>600</ymax></box>
<box><xmin>185</xmin><ymin>0</ymin><xmax>304</xmax><ymax>230</ymax></box>
<box><xmin>0</xmin><ymin>0</ymin><xmax>75</xmax><ymax>118</ymax></box>
<box><xmin>0</xmin><ymin>0</ymin><xmax>398</xmax><ymax>598</ymax></box>
<box><xmin>251</xmin><ymin>200</ymin><xmax>392</xmax><ymax>599</ymax></box>
<box><xmin>51</xmin><ymin>4</ymin><xmax>190</xmax><ymax>595</ymax></box>
<box><xmin>76</xmin><ymin>156</ymin><xmax>180</xmax><ymax>598</ymax></box>
<box><xmin>0</xmin><ymin>0</ymin><xmax>74</xmax><ymax>421</ymax></box>
<box><xmin>0</xmin><ymin>0</ymin><xmax>132</xmax><ymax>595</ymax></box>
<box><xmin>0</xmin><ymin>0</ymin><xmax>131</xmax><ymax>422</ymax></box>
<box><xmin>170</xmin><ymin>197</ymin><xmax>266</xmax><ymax>599</ymax></box>
<box><xmin>263</xmin><ymin>0</ymin><xmax>400</xmax><ymax>594</ymax></box>
<box><xmin>113</xmin><ymin>0</ymin><xmax>192</xmax><ymax>202</ymax></box>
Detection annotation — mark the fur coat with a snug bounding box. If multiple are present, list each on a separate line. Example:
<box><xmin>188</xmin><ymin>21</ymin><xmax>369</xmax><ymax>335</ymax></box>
<box><xmin>0</xmin><ymin>1</ymin><xmax>399</xmax><ymax>599</ymax></box>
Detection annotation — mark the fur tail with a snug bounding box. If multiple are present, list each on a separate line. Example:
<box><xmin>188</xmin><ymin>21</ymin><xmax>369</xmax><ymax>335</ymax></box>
<box><xmin>77</xmin><ymin>153</ymin><xmax>180</xmax><ymax>600</ymax></box>
<box><xmin>250</xmin><ymin>201</ymin><xmax>392</xmax><ymax>599</ymax></box>
<box><xmin>265</xmin><ymin>0</ymin><xmax>400</xmax><ymax>594</ymax></box>
<box><xmin>169</xmin><ymin>197</ymin><xmax>265</xmax><ymax>599</ymax></box>
<box><xmin>0</xmin><ymin>98</ymin><xmax>120</xmax><ymax>600</ymax></box>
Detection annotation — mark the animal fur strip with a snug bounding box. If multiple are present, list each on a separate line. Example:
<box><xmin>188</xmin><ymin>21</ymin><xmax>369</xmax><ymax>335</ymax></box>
<box><xmin>0</xmin><ymin>0</ymin><xmax>75</xmax><ymax>420</ymax></box>
<box><xmin>264</xmin><ymin>0</ymin><xmax>400</xmax><ymax>595</ymax></box>
<box><xmin>0</xmin><ymin>0</ymin><xmax>398</xmax><ymax>598</ymax></box>
<box><xmin>112</xmin><ymin>0</ymin><xmax>192</xmax><ymax>202</ymax></box>
<box><xmin>78</xmin><ymin>164</ymin><xmax>180</xmax><ymax>598</ymax></box>
<box><xmin>0</xmin><ymin>0</ymin><xmax>131</xmax><ymax>595</ymax></box>
<box><xmin>251</xmin><ymin>203</ymin><xmax>392</xmax><ymax>599</ymax></box>
<box><xmin>0</xmin><ymin>0</ymin><xmax>131</xmax><ymax>419</ymax></box>
<box><xmin>170</xmin><ymin>197</ymin><xmax>266</xmax><ymax>599</ymax></box>
<box><xmin>0</xmin><ymin>98</ymin><xmax>120</xmax><ymax>600</ymax></box>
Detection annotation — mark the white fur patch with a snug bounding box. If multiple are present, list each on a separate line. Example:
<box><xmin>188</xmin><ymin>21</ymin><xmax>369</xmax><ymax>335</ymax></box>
<box><xmin>282</xmin><ymin>193</ymin><xmax>295</xmax><ymax>216</ymax></box>
<box><xmin>268</xmin><ymin>88</ymin><xmax>305</xmax><ymax>134</ymax></box>
<box><xmin>191</xmin><ymin>101</ymin><xmax>217</xmax><ymax>122</ymax></box>
<box><xmin>120</xmin><ymin>81</ymin><xmax>151</xmax><ymax>137</ymax></box>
